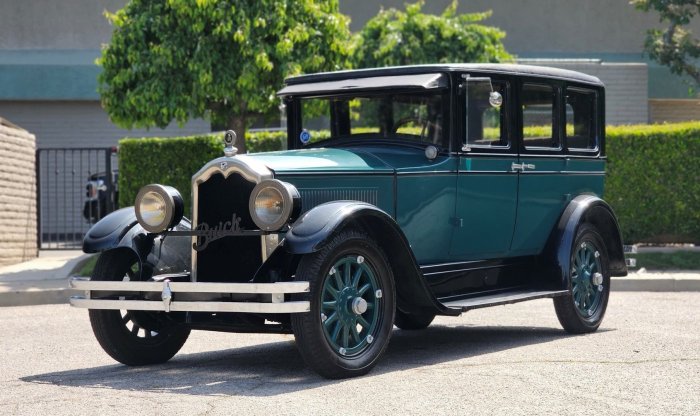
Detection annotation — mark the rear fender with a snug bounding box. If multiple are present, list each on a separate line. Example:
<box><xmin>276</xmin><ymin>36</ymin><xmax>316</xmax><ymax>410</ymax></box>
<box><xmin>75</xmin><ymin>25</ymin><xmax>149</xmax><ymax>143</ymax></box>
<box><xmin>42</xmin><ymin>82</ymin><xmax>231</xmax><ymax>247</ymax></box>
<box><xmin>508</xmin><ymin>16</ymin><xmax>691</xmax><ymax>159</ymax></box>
<box><xmin>542</xmin><ymin>195</ymin><xmax>627</xmax><ymax>290</ymax></box>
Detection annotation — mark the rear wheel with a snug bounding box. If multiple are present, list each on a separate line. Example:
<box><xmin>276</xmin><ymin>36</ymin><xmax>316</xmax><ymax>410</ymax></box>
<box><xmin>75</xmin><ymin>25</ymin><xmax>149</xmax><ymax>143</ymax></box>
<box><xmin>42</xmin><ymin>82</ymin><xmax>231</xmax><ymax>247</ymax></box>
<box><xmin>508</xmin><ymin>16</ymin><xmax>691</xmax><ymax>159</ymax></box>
<box><xmin>553</xmin><ymin>225</ymin><xmax>611</xmax><ymax>334</ymax></box>
<box><xmin>88</xmin><ymin>251</ymin><xmax>190</xmax><ymax>365</ymax></box>
<box><xmin>291</xmin><ymin>229</ymin><xmax>395</xmax><ymax>379</ymax></box>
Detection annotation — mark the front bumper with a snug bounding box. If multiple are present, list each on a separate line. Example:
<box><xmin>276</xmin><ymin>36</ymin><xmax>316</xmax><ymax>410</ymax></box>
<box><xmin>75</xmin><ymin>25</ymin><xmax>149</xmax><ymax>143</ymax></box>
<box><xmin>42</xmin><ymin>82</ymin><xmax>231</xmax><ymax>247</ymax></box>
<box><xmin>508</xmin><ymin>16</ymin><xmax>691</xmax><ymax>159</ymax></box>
<box><xmin>69</xmin><ymin>277</ymin><xmax>310</xmax><ymax>313</ymax></box>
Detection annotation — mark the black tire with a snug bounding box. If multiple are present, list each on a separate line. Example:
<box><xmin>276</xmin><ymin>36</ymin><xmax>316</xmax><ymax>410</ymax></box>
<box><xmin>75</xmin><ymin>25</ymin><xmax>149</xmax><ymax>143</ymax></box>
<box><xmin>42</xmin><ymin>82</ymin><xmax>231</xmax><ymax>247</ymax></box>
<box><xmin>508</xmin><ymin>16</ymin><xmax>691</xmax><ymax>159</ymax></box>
<box><xmin>88</xmin><ymin>251</ymin><xmax>190</xmax><ymax>365</ymax></box>
<box><xmin>553</xmin><ymin>224</ymin><xmax>611</xmax><ymax>334</ymax></box>
<box><xmin>291</xmin><ymin>229</ymin><xmax>396</xmax><ymax>379</ymax></box>
<box><xmin>394</xmin><ymin>310</ymin><xmax>435</xmax><ymax>330</ymax></box>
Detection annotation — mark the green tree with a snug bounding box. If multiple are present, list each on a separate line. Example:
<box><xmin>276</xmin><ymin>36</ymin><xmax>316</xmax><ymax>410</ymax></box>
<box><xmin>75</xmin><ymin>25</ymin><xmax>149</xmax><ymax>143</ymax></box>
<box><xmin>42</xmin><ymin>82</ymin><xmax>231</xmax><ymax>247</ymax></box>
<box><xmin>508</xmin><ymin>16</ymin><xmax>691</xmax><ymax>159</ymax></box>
<box><xmin>631</xmin><ymin>0</ymin><xmax>700</xmax><ymax>87</ymax></box>
<box><xmin>98</xmin><ymin>0</ymin><xmax>351</xmax><ymax>152</ymax></box>
<box><xmin>352</xmin><ymin>1</ymin><xmax>513</xmax><ymax>69</ymax></box>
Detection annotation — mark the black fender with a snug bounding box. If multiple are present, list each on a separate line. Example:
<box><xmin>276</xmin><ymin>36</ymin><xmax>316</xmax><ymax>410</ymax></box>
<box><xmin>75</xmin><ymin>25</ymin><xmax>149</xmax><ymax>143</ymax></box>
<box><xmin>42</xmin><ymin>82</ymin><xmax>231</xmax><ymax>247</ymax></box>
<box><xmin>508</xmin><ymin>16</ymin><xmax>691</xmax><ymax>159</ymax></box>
<box><xmin>283</xmin><ymin>201</ymin><xmax>460</xmax><ymax>317</ymax></box>
<box><xmin>542</xmin><ymin>195</ymin><xmax>627</xmax><ymax>290</ymax></box>
<box><xmin>82</xmin><ymin>207</ymin><xmax>191</xmax><ymax>280</ymax></box>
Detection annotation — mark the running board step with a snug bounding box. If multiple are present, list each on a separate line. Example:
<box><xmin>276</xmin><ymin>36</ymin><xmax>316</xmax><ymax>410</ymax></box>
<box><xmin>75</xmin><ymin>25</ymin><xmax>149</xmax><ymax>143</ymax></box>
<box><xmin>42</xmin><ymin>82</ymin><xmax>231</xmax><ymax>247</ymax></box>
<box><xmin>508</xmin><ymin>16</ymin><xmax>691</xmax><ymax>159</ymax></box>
<box><xmin>441</xmin><ymin>290</ymin><xmax>568</xmax><ymax>312</ymax></box>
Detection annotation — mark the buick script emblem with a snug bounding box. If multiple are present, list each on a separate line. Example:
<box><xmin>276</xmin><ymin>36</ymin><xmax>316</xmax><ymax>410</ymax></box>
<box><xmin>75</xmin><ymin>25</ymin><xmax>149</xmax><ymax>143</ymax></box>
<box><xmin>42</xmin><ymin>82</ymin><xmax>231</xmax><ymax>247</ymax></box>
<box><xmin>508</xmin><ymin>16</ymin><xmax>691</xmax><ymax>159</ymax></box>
<box><xmin>193</xmin><ymin>214</ymin><xmax>242</xmax><ymax>251</ymax></box>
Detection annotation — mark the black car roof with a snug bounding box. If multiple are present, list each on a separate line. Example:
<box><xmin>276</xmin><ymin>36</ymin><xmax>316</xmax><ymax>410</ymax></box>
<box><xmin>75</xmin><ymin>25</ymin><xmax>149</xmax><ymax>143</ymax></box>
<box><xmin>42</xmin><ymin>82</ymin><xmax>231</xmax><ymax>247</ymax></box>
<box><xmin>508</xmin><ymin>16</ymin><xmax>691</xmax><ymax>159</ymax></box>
<box><xmin>284</xmin><ymin>64</ymin><xmax>604</xmax><ymax>88</ymax></box>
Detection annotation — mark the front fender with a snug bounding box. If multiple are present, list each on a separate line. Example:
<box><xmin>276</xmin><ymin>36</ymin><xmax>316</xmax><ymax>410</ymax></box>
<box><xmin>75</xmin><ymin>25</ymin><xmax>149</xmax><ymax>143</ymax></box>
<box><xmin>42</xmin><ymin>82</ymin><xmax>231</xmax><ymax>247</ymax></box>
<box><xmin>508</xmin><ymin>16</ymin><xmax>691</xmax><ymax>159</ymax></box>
<box><xmin>543</xmin><ymin>195</ymin><xmax>627</xmax><ymax>290</ymax></box>
<box><xmin>82</xmin><ymin>207</ymin><xmax>191</xmax><ymax>280</ymax></box>
<box><xmin>284</xmin><ymin>201</ymin><xmax>460</xmax><ymax>317</ymax></box>
<box><xmin>82</xmin><ymin>207</ymin><xmax>138</xmax><ymax>253</ymax></box>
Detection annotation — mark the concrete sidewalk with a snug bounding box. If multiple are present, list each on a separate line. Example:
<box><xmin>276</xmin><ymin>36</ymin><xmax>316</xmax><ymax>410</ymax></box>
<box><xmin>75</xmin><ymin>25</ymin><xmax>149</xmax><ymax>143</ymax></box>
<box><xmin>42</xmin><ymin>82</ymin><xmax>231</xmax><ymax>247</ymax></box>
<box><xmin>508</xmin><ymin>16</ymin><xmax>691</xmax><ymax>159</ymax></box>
<box><xmin>1</xmin><ymin>250</ymin><xmax>699</xmax><ymax>307</ymax></box>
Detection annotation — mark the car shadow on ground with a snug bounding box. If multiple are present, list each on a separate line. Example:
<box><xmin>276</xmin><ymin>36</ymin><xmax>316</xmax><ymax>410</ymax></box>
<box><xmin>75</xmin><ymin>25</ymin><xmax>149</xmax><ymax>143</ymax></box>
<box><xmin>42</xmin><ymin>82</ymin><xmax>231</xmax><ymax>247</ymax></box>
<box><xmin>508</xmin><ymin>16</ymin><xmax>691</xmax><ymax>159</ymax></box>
<box><xmin>21</xmin><ymin>324</ymin><xmax>612</xmax><ymax>396</ymax></box>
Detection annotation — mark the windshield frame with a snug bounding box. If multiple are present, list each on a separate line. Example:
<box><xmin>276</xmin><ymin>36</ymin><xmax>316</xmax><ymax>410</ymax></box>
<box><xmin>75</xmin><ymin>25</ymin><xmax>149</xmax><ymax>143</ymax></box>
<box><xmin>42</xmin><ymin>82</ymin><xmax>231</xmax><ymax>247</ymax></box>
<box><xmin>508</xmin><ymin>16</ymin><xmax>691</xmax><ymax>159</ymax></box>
<box><xmin>285</xmin><ymin>85</ymin><xmax>452</xmax><ymax>152</ymax></box>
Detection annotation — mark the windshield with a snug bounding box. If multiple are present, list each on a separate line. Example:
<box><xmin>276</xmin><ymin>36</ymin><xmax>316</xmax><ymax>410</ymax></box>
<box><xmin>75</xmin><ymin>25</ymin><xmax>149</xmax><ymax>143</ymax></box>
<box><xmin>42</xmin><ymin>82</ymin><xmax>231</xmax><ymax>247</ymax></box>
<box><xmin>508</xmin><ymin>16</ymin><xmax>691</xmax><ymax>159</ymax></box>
<box><xmin>297</xmin><ymin>91</ymin><xmax>449</xmax><ymax>148</ymax></box>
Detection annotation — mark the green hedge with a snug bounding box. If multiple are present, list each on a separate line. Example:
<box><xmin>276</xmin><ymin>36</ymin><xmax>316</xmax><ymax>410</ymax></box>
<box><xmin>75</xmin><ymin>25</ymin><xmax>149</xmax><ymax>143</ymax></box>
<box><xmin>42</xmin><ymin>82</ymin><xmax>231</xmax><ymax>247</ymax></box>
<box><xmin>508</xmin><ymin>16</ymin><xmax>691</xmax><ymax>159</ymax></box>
<box><xmin>606</xmin><ymin>122</ymin><xmax>700</xmax><ymax>244</ymax></box>
<box><xmin>119</xmin><ymin>123</ymin><xmax>700</xmax><ymax>244</ymax></box>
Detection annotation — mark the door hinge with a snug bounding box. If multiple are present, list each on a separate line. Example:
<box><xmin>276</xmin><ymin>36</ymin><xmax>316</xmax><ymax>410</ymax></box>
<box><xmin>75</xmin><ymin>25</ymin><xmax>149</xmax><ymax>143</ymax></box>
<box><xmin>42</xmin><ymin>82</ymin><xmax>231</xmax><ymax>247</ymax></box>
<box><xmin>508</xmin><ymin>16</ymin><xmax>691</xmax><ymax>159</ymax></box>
<box><xmin>450</xmin><ymin>217</ymin><xmax>464</xmax><ymax>227</ymax></box>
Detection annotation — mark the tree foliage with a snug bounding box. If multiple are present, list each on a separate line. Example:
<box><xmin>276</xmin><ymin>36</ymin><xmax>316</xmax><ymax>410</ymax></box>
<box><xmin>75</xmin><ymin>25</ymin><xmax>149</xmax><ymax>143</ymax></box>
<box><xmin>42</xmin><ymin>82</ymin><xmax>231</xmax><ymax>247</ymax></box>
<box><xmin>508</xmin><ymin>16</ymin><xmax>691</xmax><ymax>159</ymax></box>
<box><xmin>98</xmin><ymin>0</ymin><xmax>351</xmax><ymax>152</ymax></box>
<box><xmin>631</xmin><ymin>0</ymin><xmax>700</xmax><ymax>87</ymax></box>
<box><xmin>352</xmin><ymin>1</ymin><xmax>513</xmax><ymax>69</ymax></box>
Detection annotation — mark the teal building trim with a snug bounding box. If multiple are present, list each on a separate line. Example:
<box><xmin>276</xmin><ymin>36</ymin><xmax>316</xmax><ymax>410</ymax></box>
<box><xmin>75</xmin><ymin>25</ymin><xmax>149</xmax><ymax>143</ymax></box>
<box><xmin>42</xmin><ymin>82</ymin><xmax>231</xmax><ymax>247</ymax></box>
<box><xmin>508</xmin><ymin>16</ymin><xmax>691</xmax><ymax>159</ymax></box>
<box><xmin>0</xmin><ymin>49</ymin><xmax>101</xmax><ymax>100</ymax></box>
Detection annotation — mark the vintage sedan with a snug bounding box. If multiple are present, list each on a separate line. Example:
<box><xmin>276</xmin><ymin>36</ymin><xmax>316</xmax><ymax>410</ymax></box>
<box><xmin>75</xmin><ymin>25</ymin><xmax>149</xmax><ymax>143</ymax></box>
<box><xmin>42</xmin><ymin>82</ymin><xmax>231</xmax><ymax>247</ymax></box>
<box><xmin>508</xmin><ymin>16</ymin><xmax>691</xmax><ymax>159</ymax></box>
<box><xmin>72</xmin><ymin>64</ymin><xmax>627</xmax><ymax>379</ymax></box>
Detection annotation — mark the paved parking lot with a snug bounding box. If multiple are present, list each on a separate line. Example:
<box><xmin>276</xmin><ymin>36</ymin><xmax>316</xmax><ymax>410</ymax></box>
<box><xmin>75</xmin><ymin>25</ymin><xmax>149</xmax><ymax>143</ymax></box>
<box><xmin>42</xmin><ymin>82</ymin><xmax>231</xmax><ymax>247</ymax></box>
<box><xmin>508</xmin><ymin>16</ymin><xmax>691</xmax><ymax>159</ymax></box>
<box><xmin>1</xmin><ymin>292</ymin><xmax>698</xmax><ymax>415</ymax></box>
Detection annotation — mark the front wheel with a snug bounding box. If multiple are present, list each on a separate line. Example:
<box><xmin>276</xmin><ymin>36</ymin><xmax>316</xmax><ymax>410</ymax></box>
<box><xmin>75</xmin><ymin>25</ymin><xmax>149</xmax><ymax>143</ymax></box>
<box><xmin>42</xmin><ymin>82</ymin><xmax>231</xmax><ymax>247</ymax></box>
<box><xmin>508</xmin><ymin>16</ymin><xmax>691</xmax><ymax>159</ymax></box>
<box><xmin>291</xmin><ymin>229</ymin><xmax>395</xmax><ymax>379</ymax></box>
<box><xmin>88</xmin><ymin>251</ymin><xmax>190</xmax><ymax>365</ymax></box>
<box><xmin>553</xmin><ymin>224</ymin><xmax>611</xmax><ymax>334</ymax></box>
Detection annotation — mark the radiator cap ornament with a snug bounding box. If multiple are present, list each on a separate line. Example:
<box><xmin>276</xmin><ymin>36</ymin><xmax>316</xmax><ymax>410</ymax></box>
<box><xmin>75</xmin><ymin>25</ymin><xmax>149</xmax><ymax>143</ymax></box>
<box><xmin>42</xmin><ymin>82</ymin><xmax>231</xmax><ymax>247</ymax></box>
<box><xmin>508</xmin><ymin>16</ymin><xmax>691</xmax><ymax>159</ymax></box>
<box><xmin>224</xmin><ymin>130</ymin><xmax>238</xmax><ymax>157</ymax></box>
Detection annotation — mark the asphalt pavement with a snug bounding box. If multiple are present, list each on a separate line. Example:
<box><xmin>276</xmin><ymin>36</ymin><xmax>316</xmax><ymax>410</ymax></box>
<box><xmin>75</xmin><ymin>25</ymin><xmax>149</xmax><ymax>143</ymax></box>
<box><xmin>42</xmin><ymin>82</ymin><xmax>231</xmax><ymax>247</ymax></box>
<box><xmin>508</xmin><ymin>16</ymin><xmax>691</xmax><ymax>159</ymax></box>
<box><xmin>1</xmin><ymin>293</ymin><xmax>697</xmax><ymax>415</ymax></box>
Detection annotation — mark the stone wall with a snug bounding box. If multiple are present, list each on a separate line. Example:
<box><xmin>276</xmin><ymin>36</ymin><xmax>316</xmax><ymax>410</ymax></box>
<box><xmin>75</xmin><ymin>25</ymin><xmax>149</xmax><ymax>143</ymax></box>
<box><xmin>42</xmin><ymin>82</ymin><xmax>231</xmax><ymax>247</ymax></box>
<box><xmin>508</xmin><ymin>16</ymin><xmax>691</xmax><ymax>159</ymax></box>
<box><xmin>0</xmin><ymin>117</ymin><xmax>37</xmax><ymax>266</ymax></box>
<box><xmin>649</xmin><ymin>99</ymin><xmax>700</xmax><ymax>123</ymax></box>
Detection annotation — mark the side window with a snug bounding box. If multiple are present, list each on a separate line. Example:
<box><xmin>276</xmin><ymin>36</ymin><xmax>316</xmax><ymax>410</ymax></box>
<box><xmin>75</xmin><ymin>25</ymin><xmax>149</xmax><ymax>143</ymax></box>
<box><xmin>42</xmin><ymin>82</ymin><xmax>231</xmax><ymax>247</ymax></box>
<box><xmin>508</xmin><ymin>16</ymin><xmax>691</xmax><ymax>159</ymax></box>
<box><xmin>466</xmin><ymin>80</ymin><xmax>508</xmax><ymax>148</ymax></box>
<box><xmin>521</xmin><ymin>83</ymin><xmax>557</xmax><ymax>149</ymax></box>
<box><xmin>566</xmin><ymin>88</ymin><xmax>598</xmax><ymax>150</ymax></box>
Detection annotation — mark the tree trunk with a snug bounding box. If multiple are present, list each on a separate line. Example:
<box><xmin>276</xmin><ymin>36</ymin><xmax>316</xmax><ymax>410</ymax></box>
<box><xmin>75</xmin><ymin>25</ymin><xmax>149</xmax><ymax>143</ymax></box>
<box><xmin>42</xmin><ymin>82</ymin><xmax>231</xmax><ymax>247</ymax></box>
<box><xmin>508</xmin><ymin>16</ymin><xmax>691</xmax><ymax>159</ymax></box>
<box><xmin>227</xmin><ymin>114</ymin><xmax>247</xmax><ymax>154</ymax></box>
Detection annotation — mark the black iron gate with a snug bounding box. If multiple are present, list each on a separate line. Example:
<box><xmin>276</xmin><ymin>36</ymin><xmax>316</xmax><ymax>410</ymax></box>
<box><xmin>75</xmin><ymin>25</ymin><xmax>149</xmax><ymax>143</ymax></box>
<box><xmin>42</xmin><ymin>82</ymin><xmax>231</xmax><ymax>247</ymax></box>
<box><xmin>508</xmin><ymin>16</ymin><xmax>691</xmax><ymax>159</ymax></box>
<box><xmin>36</xmin><ymin>147</ymin><xmax>118</xmax><ymax>249</ymax></box>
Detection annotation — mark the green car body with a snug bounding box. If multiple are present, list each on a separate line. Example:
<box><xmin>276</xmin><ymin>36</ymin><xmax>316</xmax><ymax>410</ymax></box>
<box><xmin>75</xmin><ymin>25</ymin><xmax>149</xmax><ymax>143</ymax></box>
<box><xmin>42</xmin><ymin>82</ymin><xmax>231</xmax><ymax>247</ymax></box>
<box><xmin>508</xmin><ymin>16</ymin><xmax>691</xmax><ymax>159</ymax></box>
<box><xmin>76</xmin><ymin>64</ymin><xmax>627</xmax><ymax>379</ymax></box>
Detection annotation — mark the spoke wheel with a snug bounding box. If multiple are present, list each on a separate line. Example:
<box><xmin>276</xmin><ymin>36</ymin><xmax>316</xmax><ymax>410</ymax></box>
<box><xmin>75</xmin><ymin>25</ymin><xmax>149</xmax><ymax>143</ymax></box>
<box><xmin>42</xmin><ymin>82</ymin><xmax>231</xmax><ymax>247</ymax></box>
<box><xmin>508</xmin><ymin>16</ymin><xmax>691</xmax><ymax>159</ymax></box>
<box><xmin>88</xmin><ymin>251</ymin><xmax>190</xmax><ymax>366</ymax></box>
<box><xmin>320</xmin><ymin>256</ymin><xmax>381</xmax><ymax>357</ymax></box>
<box><xmin>291</xmin><ymin>229</ymin><xmax>395</xmax><ymax>379</ymax></box>
<box><xmin>554</xmin><ymin>224</ymin><xmax>611</xmax><ymax>334</ymax></box>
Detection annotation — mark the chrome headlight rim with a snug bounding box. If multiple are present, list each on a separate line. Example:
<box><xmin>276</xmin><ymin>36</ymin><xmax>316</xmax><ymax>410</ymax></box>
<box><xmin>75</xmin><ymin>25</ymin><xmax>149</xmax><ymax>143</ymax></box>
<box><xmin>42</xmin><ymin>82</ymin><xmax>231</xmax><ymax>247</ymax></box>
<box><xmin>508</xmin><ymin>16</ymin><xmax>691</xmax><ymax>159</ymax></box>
<box><xmin>249</xmin><ymin>179</ymin><xmax>301</xmax><ymax>231</ymax></box>
<box><xmin>134</xmin><ymin>184</ymin><xmax>184</xmax><ymax>233</ymax></box>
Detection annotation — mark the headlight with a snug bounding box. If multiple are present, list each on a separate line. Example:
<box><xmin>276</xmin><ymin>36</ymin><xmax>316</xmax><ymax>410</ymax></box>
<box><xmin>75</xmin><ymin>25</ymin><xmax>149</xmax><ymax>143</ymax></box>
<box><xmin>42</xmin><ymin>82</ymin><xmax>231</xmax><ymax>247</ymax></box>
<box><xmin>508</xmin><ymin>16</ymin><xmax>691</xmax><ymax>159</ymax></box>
<box><xmin>249</xmin><ymin>180</ymin><xmax>301</xmax><ymax>231</ymax></box>
<box><xmin>134</xmin><ymin>184</ymin><xmax>184</xmax><ymax>233</ymax></box>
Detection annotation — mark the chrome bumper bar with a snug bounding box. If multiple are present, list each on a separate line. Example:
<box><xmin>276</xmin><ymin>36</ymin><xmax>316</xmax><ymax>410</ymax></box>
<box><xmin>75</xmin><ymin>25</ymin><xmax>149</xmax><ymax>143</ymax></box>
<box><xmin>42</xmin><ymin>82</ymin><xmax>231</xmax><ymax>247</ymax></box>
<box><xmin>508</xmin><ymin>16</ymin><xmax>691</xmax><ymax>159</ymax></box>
<box><xmin>69</xmin><ymin>278</ymin><xmax>310</xmax><ymax>313</ymax></box>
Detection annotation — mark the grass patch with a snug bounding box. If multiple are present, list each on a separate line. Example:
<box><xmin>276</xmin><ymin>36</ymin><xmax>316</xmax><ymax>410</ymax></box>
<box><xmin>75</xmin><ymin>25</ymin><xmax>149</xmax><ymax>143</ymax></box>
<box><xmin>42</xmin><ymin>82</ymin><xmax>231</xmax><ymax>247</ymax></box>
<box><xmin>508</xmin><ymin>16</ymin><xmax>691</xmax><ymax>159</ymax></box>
<box><xmin>632</xmin><ymin>251</ymin><xmax>700</xmax><ymax>271</ymax></box>
<box><xmin>73</xmin><ymin>255</ymin><xmax>98</xmax><ymax>277</ymax></box>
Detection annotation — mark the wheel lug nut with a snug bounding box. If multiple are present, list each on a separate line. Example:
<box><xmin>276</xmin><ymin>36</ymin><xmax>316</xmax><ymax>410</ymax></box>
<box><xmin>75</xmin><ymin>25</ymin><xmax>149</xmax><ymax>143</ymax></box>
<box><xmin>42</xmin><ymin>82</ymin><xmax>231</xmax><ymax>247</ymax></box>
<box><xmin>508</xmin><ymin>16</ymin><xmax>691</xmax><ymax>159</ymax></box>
<box><xmin>321</xmin><ymin>313</ymin><xmax>327</xmax><ymax>322</ymax></box>
<box><xmin>329</xmin><ymin>267</ymin><xmax>336</xmax><ymax>275</ymax></box>
<box><xmin>339</xmin><ymin>347</ymin><xmax>346</xmax><ymax>355</ymax></box>
<box><xmin>367</xmin><ymin>334</ymin><xmax>374</xmax><ymax>344</ymax></box>
<box><xmin>375</xmin><ymin>289</ymin><xmax>382</xmax><ymax>299</ymax></box>
<box><xmin>357</xmin><ymin>256</ymin><xmax>364</xmax><ymax>264</ymax></box>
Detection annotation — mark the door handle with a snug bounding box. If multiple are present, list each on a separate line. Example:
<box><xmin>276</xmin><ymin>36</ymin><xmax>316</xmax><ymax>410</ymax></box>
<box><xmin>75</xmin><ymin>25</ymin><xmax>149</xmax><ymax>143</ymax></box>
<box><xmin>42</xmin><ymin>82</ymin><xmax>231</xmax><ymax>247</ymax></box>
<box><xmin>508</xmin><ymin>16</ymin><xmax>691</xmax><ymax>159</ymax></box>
<box><xmin>511</xmin><ymin>163</ymin><xmax>536</xmax><ymax>172</ymax></box>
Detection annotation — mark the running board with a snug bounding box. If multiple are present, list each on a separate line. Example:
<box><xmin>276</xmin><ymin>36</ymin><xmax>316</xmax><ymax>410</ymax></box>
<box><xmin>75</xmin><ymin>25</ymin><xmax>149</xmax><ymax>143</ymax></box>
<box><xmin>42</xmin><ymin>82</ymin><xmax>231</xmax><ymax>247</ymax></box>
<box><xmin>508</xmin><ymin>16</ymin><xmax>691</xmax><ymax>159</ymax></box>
<box><xmin>441</xmin><ymin>290</ymin><xmax>568</xmax><ymax>312</ymax></box>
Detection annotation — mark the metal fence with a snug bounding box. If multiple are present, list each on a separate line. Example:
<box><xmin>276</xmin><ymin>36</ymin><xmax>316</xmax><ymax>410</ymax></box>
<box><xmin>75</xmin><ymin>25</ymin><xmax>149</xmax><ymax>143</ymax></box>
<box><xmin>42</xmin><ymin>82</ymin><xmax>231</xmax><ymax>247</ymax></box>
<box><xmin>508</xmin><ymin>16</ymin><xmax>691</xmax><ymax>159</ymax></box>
<box><xmin>37</xmin><ymin>147</ymin><xmax>118</xmax><ymax>249</ymax></box>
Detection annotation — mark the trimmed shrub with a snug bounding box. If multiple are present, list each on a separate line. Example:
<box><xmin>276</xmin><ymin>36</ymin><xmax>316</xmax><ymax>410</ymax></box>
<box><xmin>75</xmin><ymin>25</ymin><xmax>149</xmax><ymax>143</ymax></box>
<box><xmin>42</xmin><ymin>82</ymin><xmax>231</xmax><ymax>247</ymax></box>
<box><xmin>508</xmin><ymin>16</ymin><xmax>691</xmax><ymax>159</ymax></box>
<box><xmin>119</xmin><ymin>122</ymin><xmax>700</xmax><ymax>243</ymax></box>
<box><xmin>118</xmin><ymin>131</ymin><xmax>287</xmax><ymax>216</ymax></box>
<box><xmin>606</xmin><ymin>122</ymin><xmax>700</xmax><ymax>244</ymax></box>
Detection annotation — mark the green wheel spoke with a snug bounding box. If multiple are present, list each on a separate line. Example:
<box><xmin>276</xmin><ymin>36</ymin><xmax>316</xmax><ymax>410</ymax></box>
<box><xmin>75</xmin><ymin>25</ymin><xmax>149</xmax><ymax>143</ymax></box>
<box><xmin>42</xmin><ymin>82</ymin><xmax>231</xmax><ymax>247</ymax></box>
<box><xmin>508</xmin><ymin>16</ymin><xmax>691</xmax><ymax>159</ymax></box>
<box><xmin>324</xmin><ymin>312</ymin><xmax>338</xmax><ymax>328</ymax></box>
<box><xmin>343</xmin><ymin>262</ymin><xmax>351</xmax><ymax>286</ymax></box>
<box><xmin>365</xmin><ymin>302</ymin><xmax>374</xmax><ymax>311</ymax></box>
<box><xmin>342</xmin><ymin>325</ymin><xmax>350</xmax><ymax>348</ymax></box>
<box><xmin>357</xmin><ymin>315</ymin><xmax>370</xmax><ymax>329</ymax></box>
<box><xmin>322</xmin><ymin>301</ymin><xmax>337</xmax><ymax>310</ymax></box>
<box><xmin>331</xmin><ymin>321</ymin><xmax>342</xmax><ymax>343</ymax></box>
<box><xmin>333</xmin><ymin>270</ymin><xmax>344</xmax><ymax>291</ymax></box>
<box><xmin>324</xmin><ymin>284</ymin><xmax>339</xmax><ymax>298</ymax></box>
<box><xmin>358</xmin><ymin>283</ymin><xmax>371</xmax><ymax>296</ymax></box>
<box><xmin>350</xmin><ymin>323</ymin><xmax>361</xmax><ymax>344</ymax></box>
<box><xmin>351</xmin><ymin>267</ymin><xmax>363</xmax><ymax>289</ymax></box>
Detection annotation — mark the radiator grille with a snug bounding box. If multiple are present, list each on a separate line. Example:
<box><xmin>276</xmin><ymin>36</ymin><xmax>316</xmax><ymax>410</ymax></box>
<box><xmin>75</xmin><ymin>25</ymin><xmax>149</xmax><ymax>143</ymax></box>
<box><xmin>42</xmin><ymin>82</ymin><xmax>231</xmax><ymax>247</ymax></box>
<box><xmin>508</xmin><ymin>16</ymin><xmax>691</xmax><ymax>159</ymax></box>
<box><xmin>195</xmin><ymin>172</ymin><xmax>261</xmax><ymax>282</ymax></box>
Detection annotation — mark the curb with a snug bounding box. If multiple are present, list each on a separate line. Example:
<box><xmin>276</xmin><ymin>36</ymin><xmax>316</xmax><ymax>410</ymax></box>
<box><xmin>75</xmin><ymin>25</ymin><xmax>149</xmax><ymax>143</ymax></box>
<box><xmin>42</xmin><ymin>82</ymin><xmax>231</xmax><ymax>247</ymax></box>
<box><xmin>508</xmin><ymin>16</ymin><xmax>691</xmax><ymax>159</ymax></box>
<box><xmin>0</xmin><ymin>279</ymin><xmax>76</xmax><ymax>307</ymax></box>
<box><xmin>1</xmin><ymin>276</ymin><xmax>698</xmax><ymax>308</ymax></box>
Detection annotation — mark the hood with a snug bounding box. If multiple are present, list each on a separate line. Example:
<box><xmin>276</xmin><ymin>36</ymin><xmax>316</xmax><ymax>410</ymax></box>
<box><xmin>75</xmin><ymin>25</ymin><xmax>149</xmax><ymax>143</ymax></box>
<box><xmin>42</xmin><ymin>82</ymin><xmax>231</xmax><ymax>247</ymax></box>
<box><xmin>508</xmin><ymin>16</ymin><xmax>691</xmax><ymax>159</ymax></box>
<box><xmin>247</xmin><ymin>148</ymin><xmax>394</xmax><ymax>174</ymax></box>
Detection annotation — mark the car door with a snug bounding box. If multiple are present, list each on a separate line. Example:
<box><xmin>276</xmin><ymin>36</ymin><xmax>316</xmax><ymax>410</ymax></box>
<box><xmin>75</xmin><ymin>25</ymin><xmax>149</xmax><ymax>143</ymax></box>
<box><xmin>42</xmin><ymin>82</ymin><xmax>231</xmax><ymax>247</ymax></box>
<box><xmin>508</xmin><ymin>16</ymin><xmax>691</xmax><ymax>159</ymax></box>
<box><xmin>450</xmin><ymin>76</ymin><xmax>518</xmax><ymax>260</ymax></box>
<box><xmin>510</xmin><ymin>80</ymin><xmax>569</xmax><ymax>256</ymax></box>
